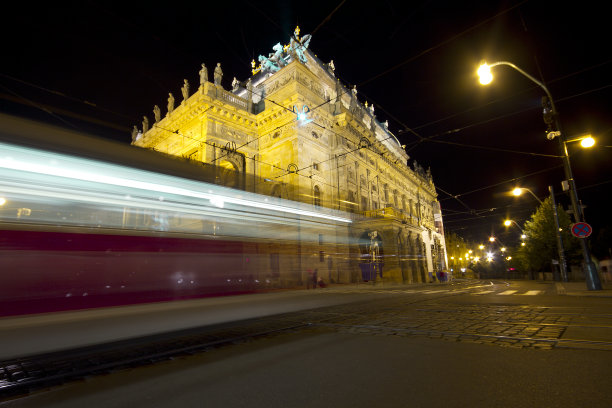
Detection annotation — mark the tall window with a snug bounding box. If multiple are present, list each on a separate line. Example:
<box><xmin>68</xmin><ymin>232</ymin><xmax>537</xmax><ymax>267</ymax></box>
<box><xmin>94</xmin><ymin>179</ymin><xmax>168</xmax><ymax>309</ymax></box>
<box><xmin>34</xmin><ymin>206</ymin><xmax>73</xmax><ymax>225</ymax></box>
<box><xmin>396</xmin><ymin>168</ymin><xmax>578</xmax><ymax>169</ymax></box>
<box><xmin>313</xmin><ymin>185</ymin><xmax>321</xmax><ymax>207</ymax></box>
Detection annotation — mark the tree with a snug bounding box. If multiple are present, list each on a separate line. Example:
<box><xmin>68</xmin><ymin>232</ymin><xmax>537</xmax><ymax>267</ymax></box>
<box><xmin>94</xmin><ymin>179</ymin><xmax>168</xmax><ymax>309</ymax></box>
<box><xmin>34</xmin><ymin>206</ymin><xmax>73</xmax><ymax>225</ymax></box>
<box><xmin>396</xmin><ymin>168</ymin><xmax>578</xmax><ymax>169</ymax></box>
<box><xmin>515</xmin><ymin>196</ymin><xmax>581</xmax><ymax>272</ymax></box>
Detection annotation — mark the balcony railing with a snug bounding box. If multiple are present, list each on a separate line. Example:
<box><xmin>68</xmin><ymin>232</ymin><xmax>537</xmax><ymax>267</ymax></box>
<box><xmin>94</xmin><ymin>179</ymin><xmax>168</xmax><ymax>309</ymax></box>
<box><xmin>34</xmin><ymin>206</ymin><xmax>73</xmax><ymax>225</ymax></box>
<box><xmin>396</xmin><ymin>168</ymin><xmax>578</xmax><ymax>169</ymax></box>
<box><xmin>361</xmin><ymin>206</ymin><xmax>420</xmax><ymax>226</ymax></box>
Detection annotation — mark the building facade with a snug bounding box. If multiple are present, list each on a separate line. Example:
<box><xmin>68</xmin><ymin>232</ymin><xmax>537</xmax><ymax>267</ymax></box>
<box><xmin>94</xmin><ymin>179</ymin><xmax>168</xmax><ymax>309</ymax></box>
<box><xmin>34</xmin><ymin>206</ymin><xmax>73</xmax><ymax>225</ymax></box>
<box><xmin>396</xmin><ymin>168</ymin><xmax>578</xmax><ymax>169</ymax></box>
<box><xmin>133</xmin><ymin>27</ymin><xmax>447</xmax><ymax>285</ymax></box>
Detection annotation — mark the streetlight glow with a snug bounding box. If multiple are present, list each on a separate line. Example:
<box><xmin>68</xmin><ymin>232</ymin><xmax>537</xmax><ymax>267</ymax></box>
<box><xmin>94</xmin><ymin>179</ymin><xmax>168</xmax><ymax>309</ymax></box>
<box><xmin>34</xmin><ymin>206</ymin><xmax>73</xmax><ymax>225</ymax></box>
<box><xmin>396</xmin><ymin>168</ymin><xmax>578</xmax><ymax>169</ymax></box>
<box><xmin>504</xmin><ymin>220</ymin><xmax>512</xmax><ymax>226</ymax></box>
<box><xmin>477</xmin><ymin>62</ymin><xmax>493</xmax><ymax>85</ymax></box>
<box><xmin>580</xmin><ymin>136</ymin><xmax>595</xmax><ymax>148</ymax></box>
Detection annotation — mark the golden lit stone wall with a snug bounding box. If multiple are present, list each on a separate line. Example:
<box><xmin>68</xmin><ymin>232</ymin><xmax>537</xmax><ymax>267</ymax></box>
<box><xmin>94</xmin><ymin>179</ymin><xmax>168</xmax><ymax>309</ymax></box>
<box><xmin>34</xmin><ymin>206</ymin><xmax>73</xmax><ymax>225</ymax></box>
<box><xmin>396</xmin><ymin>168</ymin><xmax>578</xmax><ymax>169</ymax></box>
<box><xmin>133</xmin><ymin>51</ymin><xmax>446</xmax><ymax>283</ymax></box>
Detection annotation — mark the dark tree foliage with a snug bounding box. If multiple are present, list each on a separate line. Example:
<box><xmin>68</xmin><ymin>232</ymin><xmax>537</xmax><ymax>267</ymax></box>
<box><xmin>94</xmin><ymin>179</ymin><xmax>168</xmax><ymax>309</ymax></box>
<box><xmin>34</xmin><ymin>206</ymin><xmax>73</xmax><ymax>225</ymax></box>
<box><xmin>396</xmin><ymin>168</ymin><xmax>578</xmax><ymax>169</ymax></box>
<box><xmin>515</xmin><ymin>196</ymin><xmax>581</xmax><ymax>272</ymax></box>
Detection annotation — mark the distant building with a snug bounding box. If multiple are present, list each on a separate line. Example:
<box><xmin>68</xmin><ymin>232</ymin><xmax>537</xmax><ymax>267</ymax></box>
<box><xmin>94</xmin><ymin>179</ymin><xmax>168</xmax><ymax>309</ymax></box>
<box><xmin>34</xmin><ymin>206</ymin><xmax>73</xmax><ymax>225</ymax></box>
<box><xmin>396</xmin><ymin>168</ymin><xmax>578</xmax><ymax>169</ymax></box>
<box><xmin>133</xmin><ymin>27</ymin><xmax>447</xmax><ymax>285</ymax></box>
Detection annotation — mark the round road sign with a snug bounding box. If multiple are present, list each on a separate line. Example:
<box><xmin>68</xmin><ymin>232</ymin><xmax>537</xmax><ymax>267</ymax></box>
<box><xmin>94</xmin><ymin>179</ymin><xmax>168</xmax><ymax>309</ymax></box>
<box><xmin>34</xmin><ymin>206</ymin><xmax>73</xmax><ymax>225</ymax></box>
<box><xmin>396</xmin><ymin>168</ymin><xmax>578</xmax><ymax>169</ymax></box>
<box><xmin>571</xmin><ymin>222</ymin><xmax>592</xmax><ymax>238</ymax></box>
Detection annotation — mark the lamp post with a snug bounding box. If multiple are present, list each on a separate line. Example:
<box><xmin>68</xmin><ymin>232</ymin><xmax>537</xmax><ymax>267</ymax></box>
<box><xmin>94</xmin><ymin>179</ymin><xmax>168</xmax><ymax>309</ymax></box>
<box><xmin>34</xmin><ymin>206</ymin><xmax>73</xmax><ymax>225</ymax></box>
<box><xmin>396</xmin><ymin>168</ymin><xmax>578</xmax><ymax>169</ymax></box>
<box><xmin>479</xmin><ymin>61</ymin><xmax>601</xmax><ymax>290</ymax></box>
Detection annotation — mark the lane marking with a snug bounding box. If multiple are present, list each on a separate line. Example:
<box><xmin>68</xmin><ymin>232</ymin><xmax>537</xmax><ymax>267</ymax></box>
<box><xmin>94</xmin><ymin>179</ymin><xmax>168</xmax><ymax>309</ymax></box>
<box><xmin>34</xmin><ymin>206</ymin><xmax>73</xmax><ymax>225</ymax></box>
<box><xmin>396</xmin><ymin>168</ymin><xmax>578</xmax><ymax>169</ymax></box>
<box><xmin>473</xmin><ymin>290</ymin><xmax>495</xmax><ymax>295</ymax></box>
<box><xmin>520</xmin><ymin>290</ymin><xmax>542</xmax><ymax>296</ymax></box>
<box><xmin>499</xmin><ymin>290</ymin><xmax>518</xmax><ymax>295</ymax></box>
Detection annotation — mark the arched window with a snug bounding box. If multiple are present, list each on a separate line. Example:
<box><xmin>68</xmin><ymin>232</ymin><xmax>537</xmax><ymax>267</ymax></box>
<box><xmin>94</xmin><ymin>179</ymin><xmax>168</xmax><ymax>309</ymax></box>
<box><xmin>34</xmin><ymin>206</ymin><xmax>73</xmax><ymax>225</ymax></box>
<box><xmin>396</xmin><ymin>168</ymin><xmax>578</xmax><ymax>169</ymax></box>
<box><xmin>218</xmin><ymin>160</ymin><xmax>239</xmax><ymax>188</ymax></box>
<box><xmin>313</xmin><ymin>185</ymin><xmax>321</xmax><ymax>207</ymax></box>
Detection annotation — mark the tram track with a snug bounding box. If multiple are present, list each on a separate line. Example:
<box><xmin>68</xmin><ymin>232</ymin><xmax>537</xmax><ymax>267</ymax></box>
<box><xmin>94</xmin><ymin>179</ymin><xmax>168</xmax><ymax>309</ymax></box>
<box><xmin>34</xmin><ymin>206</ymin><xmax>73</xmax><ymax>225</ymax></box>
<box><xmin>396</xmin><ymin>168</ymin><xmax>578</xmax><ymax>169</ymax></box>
<box><xmin>3</xmin><ymin>283</ymin><xmax>611</xmax><ymax>400</ymax></box>
<box><xmin>0</xmin><ymin>316</ymin><xmax>311</xmax><ymax>399</ymax></box>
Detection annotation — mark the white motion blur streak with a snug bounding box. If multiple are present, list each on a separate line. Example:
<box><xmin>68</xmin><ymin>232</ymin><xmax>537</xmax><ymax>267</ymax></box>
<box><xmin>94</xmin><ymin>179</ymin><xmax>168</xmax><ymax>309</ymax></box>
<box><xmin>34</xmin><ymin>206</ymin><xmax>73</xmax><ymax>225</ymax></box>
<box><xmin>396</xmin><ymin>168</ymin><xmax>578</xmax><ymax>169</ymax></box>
<box><xmin>0</xmin><ymin>142</ymin><xmax>351</xmax><ymax>224</ymax></box>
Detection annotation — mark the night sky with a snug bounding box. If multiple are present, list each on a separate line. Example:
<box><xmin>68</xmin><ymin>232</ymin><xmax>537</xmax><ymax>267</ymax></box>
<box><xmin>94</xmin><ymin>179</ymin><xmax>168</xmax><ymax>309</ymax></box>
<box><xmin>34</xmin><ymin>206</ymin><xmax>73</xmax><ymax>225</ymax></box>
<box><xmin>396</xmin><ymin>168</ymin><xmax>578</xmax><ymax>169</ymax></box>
<box><xmin>2</xmin><ymin>0</ymin><xmax>610</xmax><ymax>247</ymax></box>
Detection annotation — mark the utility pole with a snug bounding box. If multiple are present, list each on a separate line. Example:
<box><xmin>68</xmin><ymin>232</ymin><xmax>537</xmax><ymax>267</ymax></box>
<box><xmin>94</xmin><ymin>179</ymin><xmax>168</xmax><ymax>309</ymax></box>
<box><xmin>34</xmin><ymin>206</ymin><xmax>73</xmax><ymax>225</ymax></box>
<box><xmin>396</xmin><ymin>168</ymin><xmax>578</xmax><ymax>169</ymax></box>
<box><xmin>549</xmin><ymin>185</ymin><xmax>568</xmax><ymax>282</ymax></box>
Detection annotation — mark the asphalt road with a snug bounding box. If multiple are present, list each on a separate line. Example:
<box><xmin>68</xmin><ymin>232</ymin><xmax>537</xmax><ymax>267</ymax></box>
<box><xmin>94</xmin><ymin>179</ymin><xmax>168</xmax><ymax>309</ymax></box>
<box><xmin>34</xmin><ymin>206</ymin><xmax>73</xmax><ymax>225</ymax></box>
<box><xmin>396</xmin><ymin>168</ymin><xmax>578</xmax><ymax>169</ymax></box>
<box><xmin>3</xmin><ymin>280</ymin><xmax>612</xmax><ymax>408</ymax></box>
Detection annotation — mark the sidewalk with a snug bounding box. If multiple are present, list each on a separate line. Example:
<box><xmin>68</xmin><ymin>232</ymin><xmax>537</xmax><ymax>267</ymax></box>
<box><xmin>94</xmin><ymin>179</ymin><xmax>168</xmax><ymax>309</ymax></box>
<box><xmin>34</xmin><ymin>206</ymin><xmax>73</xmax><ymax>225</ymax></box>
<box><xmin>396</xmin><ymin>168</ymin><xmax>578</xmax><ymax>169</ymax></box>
<box><xmin>555</xmin><ymin>281</ymin><xmax>612</xmax><ymax>297</ymax></box>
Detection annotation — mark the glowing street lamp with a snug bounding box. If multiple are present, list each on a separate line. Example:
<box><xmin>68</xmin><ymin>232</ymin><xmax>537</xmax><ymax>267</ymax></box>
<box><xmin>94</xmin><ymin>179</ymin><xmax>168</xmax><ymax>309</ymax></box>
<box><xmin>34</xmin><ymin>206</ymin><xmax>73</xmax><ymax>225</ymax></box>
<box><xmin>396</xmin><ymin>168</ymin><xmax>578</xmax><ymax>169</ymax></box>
<box><xmin>489</xmin><ymin>236</ymin><xmax>495</xmax><ymax>242</ymax></box>
<box><xmin>579</xmin><ymin>136</ymin><xmax>595</xmax><ymax>148</ymax></box>
<box><xmin>504</xmin><ymin>219</ymin><xmax>526</xmax><ymax>240</ymax></box>
<box><xmin>564</xmin><ymin>134</ymin><xmax>596</xmax><ymax>149</ymax></box>
<box><xmin>477</xmin><ymin>63</ymin><xmax>494</xmax><ymax>85</ymax></box>
<box><xmin>478</xmin><ymin>60</ymin><xmax>601</xmax><ymax>290</ymax></box>
<box><xmin>512</xmin><ymin>187</ymin><xmax>542</xmax><ymax>204</ymax></box>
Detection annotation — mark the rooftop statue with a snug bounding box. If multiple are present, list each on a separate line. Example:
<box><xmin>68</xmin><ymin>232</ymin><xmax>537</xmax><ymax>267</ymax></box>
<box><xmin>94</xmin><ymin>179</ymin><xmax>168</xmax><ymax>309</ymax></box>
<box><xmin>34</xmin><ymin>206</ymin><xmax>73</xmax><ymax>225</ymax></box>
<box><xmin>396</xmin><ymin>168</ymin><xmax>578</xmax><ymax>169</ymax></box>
<box><xmin>181</xmin><ymin>79</ymin><xmax>190</xmax><ymax>101</ymax></box>
<box><xmin>268</xmin><ymin>43</ymin><xmax>288</xmax><ymax>68</ymax></box>
<box><xmin>131</xmin><ymin>125</ymin><xmax>139</xmax><ymax>141</ymax></box>
<box><xmin>214</xmin><ymin>63</ymin><xmax>223</xmax><ymax>86</ymax></box>
<box><xmin>327</xmin><ymin>60</ymin><xmax>336</xmax><ymax>76</ymax></box>
<box><xmin>253</xmin><ymin>26</ymin><xmax>312</xmax><ymax>75</ymax></box>
<box><xmin>199</xmin><ymin>63</ymin><xmax>208</xmax><ymax>85</ymax></box>
<box><xmin>289</xmin><ymin>26</ymin><xmax>312</xmax><ymax>64</ymax></box>
<box><xmin>258</xmin><ymin>54</ymin><xmax>280</xmax><ymax>73</ymax></box>
<box><xmin>167</xmin><ymin>93</ymin><xmax>175</xmax><ymax>114</ymax></box>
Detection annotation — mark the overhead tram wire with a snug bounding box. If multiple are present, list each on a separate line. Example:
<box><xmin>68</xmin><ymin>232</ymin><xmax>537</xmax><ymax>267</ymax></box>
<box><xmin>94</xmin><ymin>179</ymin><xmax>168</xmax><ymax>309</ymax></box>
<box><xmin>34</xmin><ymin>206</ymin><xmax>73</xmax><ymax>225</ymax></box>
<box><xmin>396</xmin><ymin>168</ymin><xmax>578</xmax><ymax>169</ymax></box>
<box><xmin>438</xmin><ymin>164</ymin><xmax>564</xmax><ymax>202</ymax></box>
<box><xmin>424</xmin><ymin>139</ymin><xmax>562</xmax><ymax>158</ymax></box>
<box><xmin>408</xmin><ymin>61</ymin><xmax>612</xmax><ymax>135</ymax></box>
<box><xmin>0</xmin><ymin>83</ymin><xmax>80</xmax><ymax>131</ymax></box>
<box><xmin>357</xmin><ymin>0</ymin><xmax>530</xmax><ymax>88</ymax></box>
<box><xmin>310</xmin><ymin>0</ymin><xmax>348</xmax><ymax>36</ymax></box>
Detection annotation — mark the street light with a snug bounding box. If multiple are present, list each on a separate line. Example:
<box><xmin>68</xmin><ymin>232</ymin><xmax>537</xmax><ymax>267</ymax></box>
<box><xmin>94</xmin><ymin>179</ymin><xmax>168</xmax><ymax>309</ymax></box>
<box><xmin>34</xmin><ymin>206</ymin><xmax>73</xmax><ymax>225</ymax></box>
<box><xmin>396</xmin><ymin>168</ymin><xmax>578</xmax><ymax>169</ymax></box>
<box><xmin>512</xmin><ymin>187</ymin><xmax>542</xmax><ymax>204</ymax></box>
<box><xmin>479</xmin><ymin>61</ymin><xmax>601</xmax><ymax>290</ymax></box>
<box><xmin>503</xmin><ymin>219</ymin><xmax>524</xmax><ymax>233</ymax></box>
<box><xmin>565</xmin><ymin>134</ymin><xmax>596</xmax><ymax>148</ymax></box>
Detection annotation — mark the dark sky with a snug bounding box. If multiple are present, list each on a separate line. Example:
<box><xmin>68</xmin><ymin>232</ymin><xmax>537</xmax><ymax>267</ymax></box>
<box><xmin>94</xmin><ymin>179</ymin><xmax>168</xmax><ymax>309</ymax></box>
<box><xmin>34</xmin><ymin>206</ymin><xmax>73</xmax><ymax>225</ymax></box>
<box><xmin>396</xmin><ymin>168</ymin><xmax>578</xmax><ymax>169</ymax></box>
<box><xmin>2</xmin><ymin>0</ymin><xmax>610</xmax><ymax>246</ymax></box>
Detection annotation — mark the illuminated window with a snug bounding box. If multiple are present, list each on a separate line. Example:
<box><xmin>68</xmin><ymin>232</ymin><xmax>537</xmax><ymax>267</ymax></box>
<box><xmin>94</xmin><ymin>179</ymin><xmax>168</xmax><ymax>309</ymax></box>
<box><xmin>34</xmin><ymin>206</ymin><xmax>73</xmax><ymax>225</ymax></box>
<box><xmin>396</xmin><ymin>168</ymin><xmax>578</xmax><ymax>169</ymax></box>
<box><xmin>313</xmin><ymin>185</ymin><xmax>321</xmax><ymax>207</ymax></box>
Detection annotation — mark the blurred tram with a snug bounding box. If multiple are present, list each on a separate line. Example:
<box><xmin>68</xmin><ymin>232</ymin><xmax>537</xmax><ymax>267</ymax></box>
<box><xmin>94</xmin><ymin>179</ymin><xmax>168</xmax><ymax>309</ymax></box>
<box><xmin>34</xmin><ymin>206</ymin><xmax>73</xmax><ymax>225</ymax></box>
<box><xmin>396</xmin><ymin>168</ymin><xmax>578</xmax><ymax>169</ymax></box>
<box><xmin>0</xmin><ymin>114</ymin><xmax>352</xmax><ymax>318</ymax></box>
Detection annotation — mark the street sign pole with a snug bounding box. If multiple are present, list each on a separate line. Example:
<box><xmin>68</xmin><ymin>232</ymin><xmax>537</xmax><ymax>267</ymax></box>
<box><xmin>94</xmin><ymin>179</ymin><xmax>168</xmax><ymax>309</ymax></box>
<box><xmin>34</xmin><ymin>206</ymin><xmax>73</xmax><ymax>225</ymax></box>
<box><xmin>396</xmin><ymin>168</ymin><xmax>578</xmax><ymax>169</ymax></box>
<box><xmin>549</xmin><ymin>186</ymin><xmax>568</xmax><ymax>282</ymax></box>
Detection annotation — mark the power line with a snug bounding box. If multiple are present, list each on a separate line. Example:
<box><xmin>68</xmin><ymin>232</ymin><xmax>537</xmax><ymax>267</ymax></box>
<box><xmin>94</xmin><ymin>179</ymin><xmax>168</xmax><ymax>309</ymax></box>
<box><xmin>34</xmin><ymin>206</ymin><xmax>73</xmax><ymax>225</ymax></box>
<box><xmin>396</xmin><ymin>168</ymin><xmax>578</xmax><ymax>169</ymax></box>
<box><xmin>357</xmin><ymin>0</ymin><xmax>530</xmax><ymax>87</ymax></box>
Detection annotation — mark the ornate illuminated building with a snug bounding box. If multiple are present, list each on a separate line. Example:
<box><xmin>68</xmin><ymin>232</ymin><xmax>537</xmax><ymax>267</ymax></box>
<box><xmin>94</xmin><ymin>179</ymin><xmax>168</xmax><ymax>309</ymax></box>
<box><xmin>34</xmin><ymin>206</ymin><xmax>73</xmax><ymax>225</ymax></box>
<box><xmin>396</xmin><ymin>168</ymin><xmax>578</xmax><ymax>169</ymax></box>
<box><xmin>133</xmin><ymin>27</ymin><xmax>447</xmax><ymax>285</ymax></box>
